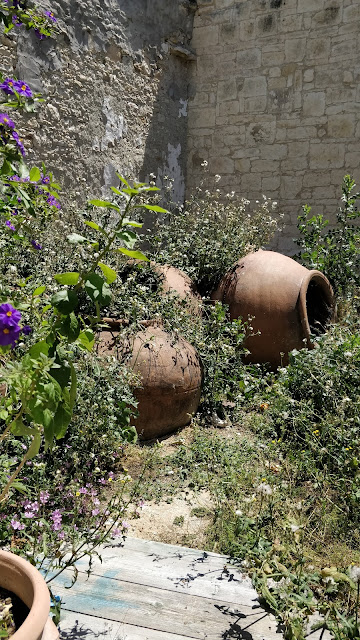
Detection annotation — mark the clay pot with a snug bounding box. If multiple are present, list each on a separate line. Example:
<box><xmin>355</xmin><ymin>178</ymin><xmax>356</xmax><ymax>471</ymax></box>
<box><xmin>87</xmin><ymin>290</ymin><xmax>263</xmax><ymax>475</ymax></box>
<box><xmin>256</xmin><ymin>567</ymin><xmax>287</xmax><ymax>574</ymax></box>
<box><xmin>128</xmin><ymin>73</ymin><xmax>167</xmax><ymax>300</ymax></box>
<box><xmin>99</xmin><ymin>325</ymin><xmax>202</xmax><ymax>440</ymax></box>
<box><xmin>212</xmin><ymin>250</ymin><xmax>334</xmax><ymax>368</ymax></box>
<box><xmin>0</xmin><ymin>550</ymin><xmax>59</xmax><ymax>640</ymax></box>
<box><xmin>153</xmin><ymin>264</ymin><xmax>202</xmax><ymax>314</ymax></box>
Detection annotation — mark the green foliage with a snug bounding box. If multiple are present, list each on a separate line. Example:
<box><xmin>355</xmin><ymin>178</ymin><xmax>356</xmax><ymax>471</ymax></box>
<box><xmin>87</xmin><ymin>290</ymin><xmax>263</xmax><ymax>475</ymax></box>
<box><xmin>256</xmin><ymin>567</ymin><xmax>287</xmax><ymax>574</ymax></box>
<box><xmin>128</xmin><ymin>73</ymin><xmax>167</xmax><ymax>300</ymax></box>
<box><xmin>296</xmin><ymin>175</ymin><xmax>360</xmax><ymax>297</ymax></box>
<box><xmin>147</xmin><ymin>179</ymin><xmax>280</xmax><ymax>296</ymax></box>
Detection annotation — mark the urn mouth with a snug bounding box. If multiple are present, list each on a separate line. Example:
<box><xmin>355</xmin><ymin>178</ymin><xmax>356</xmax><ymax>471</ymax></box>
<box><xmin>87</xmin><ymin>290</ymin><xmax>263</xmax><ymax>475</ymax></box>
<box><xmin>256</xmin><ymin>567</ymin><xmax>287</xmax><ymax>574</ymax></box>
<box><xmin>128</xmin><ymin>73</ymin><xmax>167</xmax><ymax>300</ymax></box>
<box><xmin>299</xmin><ymin>271</ymin><xmax>334</xmax><ymax>345</ymax></box>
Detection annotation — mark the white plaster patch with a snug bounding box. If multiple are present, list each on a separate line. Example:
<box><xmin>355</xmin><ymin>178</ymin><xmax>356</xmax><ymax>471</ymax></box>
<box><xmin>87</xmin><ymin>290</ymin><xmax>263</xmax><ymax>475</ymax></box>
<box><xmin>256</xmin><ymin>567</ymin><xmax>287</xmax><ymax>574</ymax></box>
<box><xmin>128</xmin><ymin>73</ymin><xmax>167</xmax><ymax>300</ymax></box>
<box><xmin>178</xmin><ymin>98</ymin><xmax>188</xmax><ymax>118</ymax></box>
<box><xmin>157</xmin><ymin>143</ymin><xmax>185</xmax><ymax>203</ymax></box>
<box><xmin>100</xmin><ymin>96</ymin><xmax>127</xmax><ymax>151</ymax></box>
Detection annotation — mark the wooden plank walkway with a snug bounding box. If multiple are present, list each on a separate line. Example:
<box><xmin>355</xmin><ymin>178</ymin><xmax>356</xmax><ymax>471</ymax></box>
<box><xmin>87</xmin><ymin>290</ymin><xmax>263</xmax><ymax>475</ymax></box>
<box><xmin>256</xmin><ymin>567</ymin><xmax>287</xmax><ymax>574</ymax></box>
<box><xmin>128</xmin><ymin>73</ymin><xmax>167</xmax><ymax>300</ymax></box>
<box><xmin>53</xmin><ymin>537</ymin><xmax>325</xmax><ymax>640</ymax></box>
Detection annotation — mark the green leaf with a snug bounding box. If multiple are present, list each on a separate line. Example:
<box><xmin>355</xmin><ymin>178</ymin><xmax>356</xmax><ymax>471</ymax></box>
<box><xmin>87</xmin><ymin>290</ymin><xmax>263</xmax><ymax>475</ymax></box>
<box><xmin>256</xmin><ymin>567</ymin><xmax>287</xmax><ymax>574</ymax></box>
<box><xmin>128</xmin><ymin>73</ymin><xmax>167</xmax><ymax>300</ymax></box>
<box><xmin>89</xmin><ymin>199</ymin><xmax>120</xmax><ymax>211</ymax></box>
<box><xmin>115</xmin><ymin>229</ymin><xmax>137</xmax><ymax>248</ymax></box>
<box><xmin>33</xmin><ymin>285</ymin><xmax>46</xmax><ymax>296</ymax></box>
<box><xmin>58</xmin><ymin>312</ymin><xmax>80</xmax><ymax>342</ymax></box>
<box><xmin>29</xmin><ymin>166</ymin><xmax>41</xmax><ymax>182</ymax></box>
<box><xmin>67</xmin><ymin>233</ymin><xmax>88</xmax><ymax>244</ymax></box>
<box><xmin>29</xmin><ymin>341</ymin><xmax>50</xmax><ymax>359</ymax></box>
<box><xmin>134</xmin><ymin>204</ymin><xmax>168</xmax><ymax>213</ymax></box>
<box><xmin>123</xmin><ymin>219</ymin><xmax>143</xmax><ymax>228</ymax></box>
<box><xmin>118</xmin><ymin>248</ymin><xmax>149</xmax><ymax>261</ymax></box>
<box><xmin>115</xmin><ymin>174</ymin><xmax>130</xmax><ymax>188</ymax></box>
<box><xmin>84</xmin><ymin>220</ymin><xmax>101</xmax><ymax>231</ymax></box>
<box><xmin>51</xmin><ymin>289</ymin><xmax>79</xmax><ymax>314</ymax></box>
<box><xmin>27</xmin><ymin>430</ymin><xmax>42</xmax><ymax>459</ymax></box>
<box><xmin>53</xmin><ymin>390</ymin><xmax>72</xmax><ymax>439</ymax></box>
<box><xmin>69</xmin><ymin>361</ymin><xmax>77</xmax><ymax>412</ymax></box>
<box><xmin>49</xmin><ymin>361</ymin><xmax>71</xmax><ymax>389</ymax></box>
<box><xmin>85</xmin><ymin>273</ymin><xmax>112</xmax><ymax>307</ymax></box>
<box><xmin>98</xmin><ymin>262</ymin><xmax>117</xmax><ymax>284</ymax></box>
<box><xmin>78</xmin><ymin>330</ymin><xmax>95</xmax><ymax>352</ymax></box>
<box><xmin>11</xmin><ymin>419</ymin><xmax>36</xmax><ymax>437</ymax></box>
<box><xmin>54</xmin><ymin>272</ymin><xmax>80</xmax><ymax>286</ymax></box>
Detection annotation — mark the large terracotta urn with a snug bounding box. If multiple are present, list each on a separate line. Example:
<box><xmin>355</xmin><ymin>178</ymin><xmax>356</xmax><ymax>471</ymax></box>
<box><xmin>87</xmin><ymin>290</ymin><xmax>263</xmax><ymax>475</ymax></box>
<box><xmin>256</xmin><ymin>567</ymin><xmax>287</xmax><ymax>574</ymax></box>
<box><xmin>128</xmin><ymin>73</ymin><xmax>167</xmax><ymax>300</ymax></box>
<box><xmin>0</xmin><ymin>550</ymin><xmax>59</xmax><ymax>640</ymax></box>
<box><xmin>212</xmin><ymin>250</ymin><xmax>334</xmax><ymax>368</ymax></box>
<box><xmin>99</xmin><ymin>325</ymin><xmax>202</xmax><ymax>440</ymax></box>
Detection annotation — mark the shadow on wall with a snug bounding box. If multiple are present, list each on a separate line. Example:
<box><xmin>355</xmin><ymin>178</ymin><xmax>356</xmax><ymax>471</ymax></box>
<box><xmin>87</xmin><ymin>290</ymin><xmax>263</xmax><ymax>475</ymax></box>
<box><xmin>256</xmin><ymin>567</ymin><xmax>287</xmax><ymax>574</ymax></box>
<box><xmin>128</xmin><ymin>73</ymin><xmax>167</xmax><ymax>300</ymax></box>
<box><xmin>139</xmin><ymin>49</ymin><xmax>196</xmax><ymax>206</ymax></box>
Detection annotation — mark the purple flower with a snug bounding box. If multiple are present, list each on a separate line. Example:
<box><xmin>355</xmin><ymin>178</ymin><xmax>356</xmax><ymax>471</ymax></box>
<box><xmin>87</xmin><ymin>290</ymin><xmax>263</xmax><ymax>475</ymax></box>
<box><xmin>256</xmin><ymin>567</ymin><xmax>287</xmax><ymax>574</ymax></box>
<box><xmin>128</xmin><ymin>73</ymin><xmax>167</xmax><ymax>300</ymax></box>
<box><xmin>34</xmin><ymin>29</ymin><xmax>46</xmax><ymax>40</ymax></box>
<box><xmin>0</xmin><ymin>78</ymin><xmax>17</xmax><ymax>95</ymax></box>
<box><xmin>41</xmin><ymin>175</ymin><xmax>50</xmax><ymax>184</ymax></box>
<box><xmin>79</xmin><ymin>487</ymin><xmax>87</xmax><ymax>494</ymax></box>
<box><xmin>12</xmin><ymin>14</ymin><xmax>22</xmax><ymax>26</ymax></box>
<box><xmin>91</xmin><ymin>508</ymin><xmax>100</xmax><ymax>516</ymax></box>
<box><xmin>11</xmin><ymin>130</ymin><xmax>25</xmax><ymax>156</ymax></box>
<box><xmin>47</xmin><ymin>195</ymin><xmax>61</xmax><ymax>209</ymax></box>
<box><xmin>0</xmin><ymin>113</ymin><xmax>15</xmax><ymax>129</ymax></box>
<box><xmin>0</xmin><ymin>325</ymin><xmax>21</xmax><ymax>347</ymax></box>
<box><xmin>22</xmin><ymin>325</ymin><xmax>32</xmax><ymax>336</ymax></box>
<box><xmin>9</xmin><ymin>175</ymin><xmax>21</xmax><ymax>181</ymax></box>
<box><xmin>31</xmin><ymin>240</ymin><xmax>42</xmax><ymax>250</ymax></box>
<box><xmin>40</xmin><ymin>490</ymin><xmax>50</xmax><ymax>504</ymax></box>
<box><xmin>51</xmin><ymin>509</ymin><xmax>62</xmax><ymax>531</ymax></box>
<box><xmin>13</xmin><ymin>80</ymin><xmax>32</xmax><ymax>98</ymax></box>
<box><xmin>5</xmin><ymin>220</ymin><xmax>15</xmax><ymax>231</ymax></box>
<box><xmin>10</xmin><ymin>517</ymin><xmax>25</xmax><ymax>531</ymax></box>
<box><xmin>45</xmin><ymin>10</ymin><xmax>56</xmax><ymax>22</ymax></box>
<box><xmin>12</xmin><ymin>209</ymin><xmax>18</xmax><ymax>216</ymax></box>
<box><xmin>24</xmin><ymin>511</ymin><xmax>35</xmax><ymax>518</ymax></box>
<box><xmin>0</xmin><ymin>303</ymin><xmax>21</xmax><ymax>328</ymax></box>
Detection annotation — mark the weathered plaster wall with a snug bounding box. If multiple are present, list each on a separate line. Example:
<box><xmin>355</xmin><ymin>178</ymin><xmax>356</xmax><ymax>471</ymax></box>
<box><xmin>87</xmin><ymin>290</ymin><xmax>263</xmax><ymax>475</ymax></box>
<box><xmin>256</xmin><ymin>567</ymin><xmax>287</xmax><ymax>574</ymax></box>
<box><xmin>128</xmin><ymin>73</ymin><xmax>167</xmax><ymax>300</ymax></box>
<box><xmin>0</xmin><ymin>0</ymin><xmax>196</xmax><ymax>209</ymax></box>
<box><xmin>187</xmin><ymin>0</ymin><xmax>360</xmax><ymax>252</ymax></box>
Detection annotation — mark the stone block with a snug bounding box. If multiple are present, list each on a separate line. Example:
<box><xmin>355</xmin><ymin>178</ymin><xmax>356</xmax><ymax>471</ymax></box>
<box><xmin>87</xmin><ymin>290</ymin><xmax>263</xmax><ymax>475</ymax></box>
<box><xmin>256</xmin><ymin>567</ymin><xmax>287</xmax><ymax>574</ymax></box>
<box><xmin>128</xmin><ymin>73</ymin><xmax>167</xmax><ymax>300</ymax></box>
<box><xmin>242</xmin><ymin>75</ymin><xmax>267</xmax><ymax>96</ymax></box>
<box><xmin>217</xmin><ymin>100</ymin><xmax>240</xmax><ymax>116</ymax></box>
<box><xmin>234</xmin><ymin>158</ymin><xmax>251</xmax><ymax>172</ymax></box>
<box><xmin>309</xmin><ymin>142</ymin><xmax>345</xmax><ymax>169</ymax></box>
<box><xmin>303</xmin><ymin>91</ymin><xmax>326</xmax><ymax>117</ymax></box>
<box><xmin>236</xmin><ymin>48</ymin><xmax>261</xmax><ymax>69</ymax></box>
<box><xmin>304</xmin><ymin>69</ymin><xmax>314</xmax><ymax>83</ymax></box>
<box><xmin>280</xmin><ymin>175</ymin><xmax>304</xmax><ymax>198</ymax></box>
<box><xmin>343</xmin><ymin>4</ymin><xmax>360</xmax><ymax>22</ymax></box>
<box><xmin>327</xmin><ymin>114</ymin><xmax>356</xmax><ymax>138</ymax></box>
<box><xmin>210</xmin><ymin>156</ymin><xmax>234</xmax><ymax>173</ymax></box>
<box><xmin>192</xmin><ymin>25</ymin><xmax>219</xmax><ymax>49</ymax></box>
<box><xmin>299</xmin><ymin>0</ymin><xmax>325</xmax><ymax>12</ymax></box>
<box><xmin>262</xmin><ymin>49</ymin><xmax>285</xmax><ymax>66</ymax></box>
<box><xmin>261</xmin><ymin>144</ymin><xmax>288</xmax><ymax>160</ymax></box>
<box><xmin>282</xmin><ymin>155</ymin><xmax>309</xmax><ymax>171</ymax></box>
<box><xmin>251</xmin><ymin>159</ymin><xmax>280</xmax><ymax>173</ymax></box>
<box><xmin>219</xmin><ymin>22</ymin><xmax>240</xmax><ymax>45</ymax></box>
<box><xmin>288</xmin><ymin>141</ymin><xmax>310</xmax><ymax>157</ymax></box>
<box><xmin>217</xmin><ymin>78</ymin><xmax>238</xmax><ymax>101</ymax></box>
<box><xmin>306</xmin><ymin>37</ymin><xmax>331</xmax><ymax>60</ymax></box>
<box><xmin>285</xmin><ymin>38</ymin><xmax>306</xmax><ymax>62</ymax></box>
<box><xmin>188</xmin><ymin>106</ymin><xmax>216</xmax><ymax>129</ymax></box>
<box><xmin>244</xmin><ymin>96</ymin><xmax>268</xmax><ymax>112</ymax></box>
<box><xmin>262</xmin><ymin>175</ymin><xmax>281</xmax><ymax>192</ymax></box>
<box><xmin>279</xmin><ymin>13</ymin><xmax>303</xmax><ymax>31</ymax></box>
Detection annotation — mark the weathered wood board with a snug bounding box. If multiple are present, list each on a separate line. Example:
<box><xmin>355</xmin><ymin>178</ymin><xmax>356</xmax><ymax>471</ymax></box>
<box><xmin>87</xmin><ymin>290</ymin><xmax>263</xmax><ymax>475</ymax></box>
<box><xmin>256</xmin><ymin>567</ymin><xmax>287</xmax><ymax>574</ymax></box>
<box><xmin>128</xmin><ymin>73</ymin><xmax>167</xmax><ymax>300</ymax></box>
<box><xmin>53</xmin><ymin>537</ymin><xmax>329</xmax><ymax>640</ymax></box>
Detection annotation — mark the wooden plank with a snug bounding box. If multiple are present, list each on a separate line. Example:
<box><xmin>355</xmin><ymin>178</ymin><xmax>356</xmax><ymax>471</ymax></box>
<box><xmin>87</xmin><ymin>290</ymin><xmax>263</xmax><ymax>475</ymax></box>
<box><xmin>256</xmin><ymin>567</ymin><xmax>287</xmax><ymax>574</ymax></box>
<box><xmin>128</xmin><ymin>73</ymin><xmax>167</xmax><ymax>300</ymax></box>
<box><xmin>59</xmin><ymin>609</ymin><xmax>199</xmax><ymax>640</ymax></box>
<box><xmin>54</xmin><ymin>569</ymin><xmax>282</xmax><ymax>640</ymax></box>
<box><xmin>68</xmin><ymin>537</ymin><xmax>257</xmax><ymax>607</ymax></box>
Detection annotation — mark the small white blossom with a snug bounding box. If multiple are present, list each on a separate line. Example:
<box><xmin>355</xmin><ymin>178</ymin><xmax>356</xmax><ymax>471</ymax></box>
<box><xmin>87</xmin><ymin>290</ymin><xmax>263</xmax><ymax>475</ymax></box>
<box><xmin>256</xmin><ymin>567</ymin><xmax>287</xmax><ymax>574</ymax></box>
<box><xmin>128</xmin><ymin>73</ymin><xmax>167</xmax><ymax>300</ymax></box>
<box><xmin>257</xmin><ymin>483</ymin><xmax>273</xmax><ymax>496</ymax></box>
<box><xmin>349</xmin><ymin>565</ymin><xmax>360</xmax><ymax>583</ymax></box>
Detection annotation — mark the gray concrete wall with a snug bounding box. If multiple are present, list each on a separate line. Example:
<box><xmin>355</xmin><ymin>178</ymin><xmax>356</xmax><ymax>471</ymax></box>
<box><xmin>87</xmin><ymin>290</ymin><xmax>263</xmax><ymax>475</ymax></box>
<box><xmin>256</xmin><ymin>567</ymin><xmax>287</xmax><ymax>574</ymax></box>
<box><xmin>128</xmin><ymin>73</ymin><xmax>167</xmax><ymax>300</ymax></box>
<box><xmin>0</xmin><ymin>0</ymin><xmax>196</xmax><ymax>208</ymax></box>
<box><xmin>187</xmin><ymin>0</ymin><xmax>360</xmax><ymax>252</ymax></box>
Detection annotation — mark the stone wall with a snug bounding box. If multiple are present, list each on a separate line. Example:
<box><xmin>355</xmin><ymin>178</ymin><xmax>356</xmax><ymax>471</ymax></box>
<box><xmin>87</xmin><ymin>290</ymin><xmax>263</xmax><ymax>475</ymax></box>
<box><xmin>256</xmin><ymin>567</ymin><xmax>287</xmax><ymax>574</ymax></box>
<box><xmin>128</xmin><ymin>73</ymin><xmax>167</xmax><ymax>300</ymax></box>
<box><xmin>0</xmin><ymin>0</ymin><xmax>196</xmax><ymax>209</ymax></box>
<box><xmin>187</xmin><ymin>0</ymin><xmax>360</xmax><ymax>252</ymax></box>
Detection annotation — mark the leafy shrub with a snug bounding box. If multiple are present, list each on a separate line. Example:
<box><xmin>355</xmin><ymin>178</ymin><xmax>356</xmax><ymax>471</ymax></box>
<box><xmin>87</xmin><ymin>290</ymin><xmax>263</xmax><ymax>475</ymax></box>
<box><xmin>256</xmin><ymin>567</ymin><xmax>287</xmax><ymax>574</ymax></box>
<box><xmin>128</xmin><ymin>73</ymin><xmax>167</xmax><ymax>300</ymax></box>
<box><xmin>148</xmin><ymin>175</ymin><xmax>280</xmax><ymax>296</ymax></box>
<box><xmin>296</xmin><ymin>175</ymin><xmax>360</xmax><ymax>297</ymax></box>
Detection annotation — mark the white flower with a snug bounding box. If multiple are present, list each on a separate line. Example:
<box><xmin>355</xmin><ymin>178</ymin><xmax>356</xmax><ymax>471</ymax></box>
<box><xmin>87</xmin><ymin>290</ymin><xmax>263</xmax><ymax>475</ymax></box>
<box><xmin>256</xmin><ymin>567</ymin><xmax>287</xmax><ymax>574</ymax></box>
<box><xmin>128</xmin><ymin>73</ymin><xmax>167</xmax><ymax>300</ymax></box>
<box><xmin>290</xmin><ymin>524</ymin><xmax>300</xmax><ymax>533</ymax></box>
<box><xmin>257</xmin><ymin>483</ymin><xmax>273</xmax><ymax>496</ymax></box>
<box><xmin>214</xmin><ymin>174</ymin><xmax>221</xmax><ymax>182</ymax></box>
<box><xmin>201</xmin><ymin>160</ymin><xmax>208</xmax><ymax>167</ymax></box>
<box><xmin>235</xmin><ymin>509</ymin><xmax>243</xmax><ymax>516</ymax></box>
<box><xmin>349</xmin><ymin>565</ymin><xmax>360</xmax><ymax>583</ymax></box>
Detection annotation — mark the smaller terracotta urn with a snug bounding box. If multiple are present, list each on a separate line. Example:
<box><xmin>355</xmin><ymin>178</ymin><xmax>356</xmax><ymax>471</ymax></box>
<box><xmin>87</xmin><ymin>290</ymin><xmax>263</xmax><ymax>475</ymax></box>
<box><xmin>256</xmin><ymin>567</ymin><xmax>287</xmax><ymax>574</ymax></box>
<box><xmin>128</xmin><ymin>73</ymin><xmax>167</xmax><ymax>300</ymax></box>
<box><xmin>212</xmin><ymin>250</ymin><xmax>334</xmax><ymax>368</ymax></box>
<box><xmin>99</xmin><ymin>325</ymin><xmax>202</xmax><ymax>440</ymax></box>
<box><xmin>153</xmin><ymin>264</ymin><xmax>202</xmax><ymax>315</ymax></box>
<box><xmin>0</xmin><ymin>550</ymin><xmax>59</xmax><ymax>640</ymax></box>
